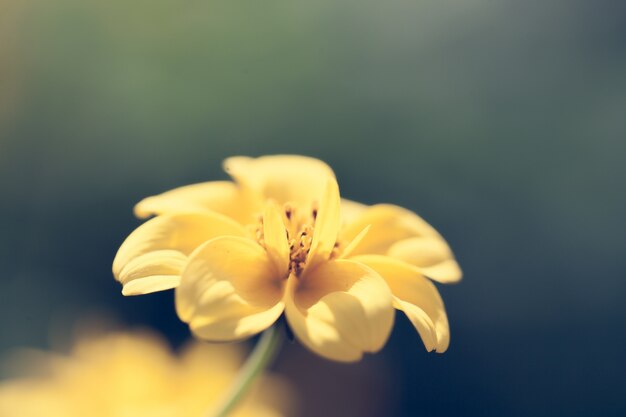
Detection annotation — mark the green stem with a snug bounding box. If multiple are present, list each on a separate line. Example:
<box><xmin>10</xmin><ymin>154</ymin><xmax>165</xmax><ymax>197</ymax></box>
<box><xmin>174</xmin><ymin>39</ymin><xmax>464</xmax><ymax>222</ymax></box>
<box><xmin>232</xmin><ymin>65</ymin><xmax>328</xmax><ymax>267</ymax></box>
<box><xmin>206</xmin><ymin>325</ymin><xmax>284</xmax><ymax>417</ymax></box>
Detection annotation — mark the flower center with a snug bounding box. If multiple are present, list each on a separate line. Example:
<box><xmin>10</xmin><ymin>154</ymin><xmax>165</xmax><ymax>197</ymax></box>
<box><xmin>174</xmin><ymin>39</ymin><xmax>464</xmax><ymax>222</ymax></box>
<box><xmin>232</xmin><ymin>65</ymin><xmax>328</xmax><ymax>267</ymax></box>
<box><xmin>253</xmin><ymin>203</ymin><xmax>341</xmax><ymax>277</ymax></box>
<box><xmin>288</xmin><ymin>222</ymin><xmax>313</xmax><ymax>276</ymax></box>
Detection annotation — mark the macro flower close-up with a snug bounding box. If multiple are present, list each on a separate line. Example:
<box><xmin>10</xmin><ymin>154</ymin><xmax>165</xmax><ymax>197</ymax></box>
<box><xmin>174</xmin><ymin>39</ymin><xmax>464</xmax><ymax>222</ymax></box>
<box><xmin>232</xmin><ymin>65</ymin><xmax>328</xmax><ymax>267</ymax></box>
<box><xmin>0</xmin><ymin>331</ymin><xmax>291</xmax><ymax>417</ymax></box>
<box><xmin>113</xmin><ymin>155</ymin><xmax>462</xmax><ymax>361</ymax></box>
<box><xmin>4</xmin><ymin>0</ymin><xmax>623</xmax><ymax>415</ymax></box>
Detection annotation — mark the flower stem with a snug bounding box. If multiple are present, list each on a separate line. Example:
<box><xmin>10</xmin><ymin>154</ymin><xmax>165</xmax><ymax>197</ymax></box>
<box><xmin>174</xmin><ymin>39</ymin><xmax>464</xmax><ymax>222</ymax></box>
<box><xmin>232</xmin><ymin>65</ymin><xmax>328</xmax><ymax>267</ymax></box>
<box><xmin>206</xmin><ymin>325</ymin><xmax>284</xmax><ymax>417</ymax></box>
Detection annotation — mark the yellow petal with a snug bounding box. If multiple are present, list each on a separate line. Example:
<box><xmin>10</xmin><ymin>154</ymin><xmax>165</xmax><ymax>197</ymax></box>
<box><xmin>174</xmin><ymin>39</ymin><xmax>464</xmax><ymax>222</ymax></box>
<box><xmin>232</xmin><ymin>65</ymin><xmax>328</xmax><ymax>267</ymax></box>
<box><xmin>305</xmin><ymin>179</ymin><xmax>341</xmax><ymax>272</ymax></box>
<box><xmin>176</xmin><ymin>236</ymin><xmax>285</xmax><ymax>342</ymax></box>
<box><xmin>285</xmin><ymin>259</ymin><xmax>394</xmax><ymax>362</ymax></box>
<box><xmin>350</xmin><ymin>255</ymin><xmax>450</xmax><ymax>352</ymax></box>
<box><xmin>112</xmin><ymin>213</ymin><xmax>248</xmax><ymax>295</ymax></box>
<box><xmin>339</xmin><ymin>225</ymin><xmax>370</xmax><ymax>259</ymax></box>
<box><xmin>341</xmin><ymin>204</ymin><xmax>439</xmax><ymax>253</ymax></box>
<box><xmin>263</xmin><ymin>203</ymin><xmax>290</xmax><ymax>279</ymax></box>
<box><xmin>223</xmin><ymin>155</ymin><xmax>335</xmax><ymax>206</ymax></box>
<box><xmin>340</xmin><ymin>204</ymin><xmax>461</xmax><ymax>283</ymax></box>
<box><xmin>119</xmin><ymin>250</ymin><xmax>186</xmax><ymax>296</ymax></box>
<box><xmin>340</xmin><ymin>198</ymin><xmax>367</xmax><ymax>226</ymax></box>
<box><xmin>387</xmin><ymin>237</ymin><xmax>462</xmax><ymax>283</ymax></box>
<box><xmin>133</xmin><ymin>181</ymin><xmax>256</xmax><ymax>225</ymax></box>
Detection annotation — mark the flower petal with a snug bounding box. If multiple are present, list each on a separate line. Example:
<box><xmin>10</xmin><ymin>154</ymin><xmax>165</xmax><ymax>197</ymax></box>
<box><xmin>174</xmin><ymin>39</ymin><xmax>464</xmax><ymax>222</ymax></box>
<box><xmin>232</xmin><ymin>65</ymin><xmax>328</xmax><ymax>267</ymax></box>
<box><xmin>263</xmin><ymin>202</ymin><xmax>290</xmax><ymax>279</ymax></box>
<box><xmin>387</xmin><ymin>237</ymin><xmax>462</xmax><ymax>283</ymax></box>
<box><xmin>350</xmin><ymin>255</ymin><xmax>450</xmax><ymax>352</ymax></box>
<box><xmin>339</xmin><ymin>225</ymin><xmax>370</xmax><ymax>259</ymax></box>
<box><xmin>340</xmin><ymin>204</ymin><xmax>439</xmax><ymax>253</ymax></box>
<box><xmin>176</xmin><ymin>236</ymin><xmax>285</xmax><ymax>342</ymax></box>
<box><xmin>285</xmin><ymin>259</ymin><xmax>394</xmax><ymax>362</ymax></box>
<box><xmin>340</xmin><ymin>198</ymin><xmax>367</xmax><ymax>226</ymax></box>
<box><xmin>340</xmin><ymin>204</ymin><xmax>461</xmax><ymax>283</ymax></box>
<box><xmin>305</xmin><ymin>179</ymin><xmax>341</xmax><ymax>272</ymax></box>
<box><xmin>133</xmin><ymin>181</ymin><xmax>256</xmax><ymax>225</ymax></box>
<box><xmin>118</xmin><ymin>250</ymin><xmax>186</xmax><ymax>296</ymax></box>
<box><xmin>223</xmin><ymin>155</ymin><xmax>335</xmax><ymax>206</ymax></box>
<box><xmin>112</xmin><ymin>213</ymin><xmax>248</xmax><ymax>295</ymax></box>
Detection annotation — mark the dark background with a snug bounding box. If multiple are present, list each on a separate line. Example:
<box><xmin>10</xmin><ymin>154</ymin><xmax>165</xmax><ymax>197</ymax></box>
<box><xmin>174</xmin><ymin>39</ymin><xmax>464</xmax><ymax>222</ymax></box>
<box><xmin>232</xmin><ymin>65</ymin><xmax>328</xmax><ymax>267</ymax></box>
<box><xmin>1</xmin><ymin>0</ymin><xmax>625</xmax><ymax>416</ymax></box>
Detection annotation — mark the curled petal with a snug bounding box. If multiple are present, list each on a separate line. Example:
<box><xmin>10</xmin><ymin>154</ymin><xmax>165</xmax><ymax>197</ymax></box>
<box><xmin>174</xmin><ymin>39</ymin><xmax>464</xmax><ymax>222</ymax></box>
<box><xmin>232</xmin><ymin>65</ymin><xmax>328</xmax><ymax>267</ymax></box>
<box><xmin>305</xmin><ymin>179</ymin><xmax>341</xmax><ymax>272</ymax></box>
<box><xmin>117</xmin><ymin>250</ymin><xmax>186</xmax><ymax>295</ymax></box>
<box><xmin>340</xmin><ymin>204</ymin><xmax>461</xmax><ymax>283</ymax></box>
<box><xmin>223</xmin><ymin>155</ymin><xmax>335</xmax><ymax>206</ymax></box>
<box><xmin>263</xmin><ymin>202</ymin><xmax>290</xmax><ymax>279</ymax></box>
<box><xmin>388</xmin><ymin>237</ymin><xmax>462</xmax><ymax>283</ymax></box>
<box><xmin>176</xmin><ymin>237</ymin><xmax>285</xmax><ymax>342</ymax></box>
<box><xmin>285</xmin><ymin>259</ymin><xmax>394</xmax><ymax>362</ymax></box>
<box><xmin>351</xmin><ymin>255</ymin><xmax>450</xmax><ymax>352</ymax></box>
<box><xmin>112</xmin><ymin>213</ymin><xmax>248</xmax><ymax>295</ymax></box>
<box><xmin>133</xmin><ymin>181</ymin><xmax>256</xmax><ymax>225</ymax></box>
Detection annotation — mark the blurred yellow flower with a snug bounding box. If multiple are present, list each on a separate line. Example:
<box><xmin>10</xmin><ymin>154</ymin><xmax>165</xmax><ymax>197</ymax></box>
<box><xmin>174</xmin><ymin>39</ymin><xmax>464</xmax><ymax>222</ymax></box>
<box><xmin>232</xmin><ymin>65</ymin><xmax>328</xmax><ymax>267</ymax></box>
<box><xmin>0</xmin><ymin>331</ymin><xmax>291</xmax><ymax>417</ymax></box>
<box><xmin>113</xmin><ymin>155</ymin><xmax>462</xmax><ymax>361</ymax></box>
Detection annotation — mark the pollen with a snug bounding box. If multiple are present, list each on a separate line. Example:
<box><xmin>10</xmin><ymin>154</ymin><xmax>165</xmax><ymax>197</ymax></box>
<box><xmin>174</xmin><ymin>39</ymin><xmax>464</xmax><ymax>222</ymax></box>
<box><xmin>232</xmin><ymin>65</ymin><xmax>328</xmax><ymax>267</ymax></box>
<box><xmin>288</xmin><ymin>223</ymin><xmax>313</xmax><ymax>276</ymax></box>
<box><xmin>283</xmin><ymin>203</ymin><xmax>316</xmax><ymax>276</ymax></box>
<box><xmin>253</xmin><ymin>203</ymin><xmax>343</xmax><ymax>276</ymax></box>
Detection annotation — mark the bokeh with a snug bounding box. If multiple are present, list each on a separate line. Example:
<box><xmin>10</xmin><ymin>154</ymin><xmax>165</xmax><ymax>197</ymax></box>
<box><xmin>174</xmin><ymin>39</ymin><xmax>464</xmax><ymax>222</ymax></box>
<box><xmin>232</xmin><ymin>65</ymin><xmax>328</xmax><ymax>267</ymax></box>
<box><xmin>1</xmin><ymin>0</ymin><xmax>625</xmax><ymax>416</ymax></box>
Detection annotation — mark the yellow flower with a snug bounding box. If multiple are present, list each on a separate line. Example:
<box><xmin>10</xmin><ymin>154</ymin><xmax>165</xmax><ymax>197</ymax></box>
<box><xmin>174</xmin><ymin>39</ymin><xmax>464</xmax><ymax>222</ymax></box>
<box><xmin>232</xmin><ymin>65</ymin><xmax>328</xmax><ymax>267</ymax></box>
<box><xmin>113</xmin><ymin>155</ymin><xmax>462</xmax><ymax>361</ymax></box>
<box><xmin>0</xmin><ymin>331</ymin><xmax>291</xmax><ymax>417</ymax></box>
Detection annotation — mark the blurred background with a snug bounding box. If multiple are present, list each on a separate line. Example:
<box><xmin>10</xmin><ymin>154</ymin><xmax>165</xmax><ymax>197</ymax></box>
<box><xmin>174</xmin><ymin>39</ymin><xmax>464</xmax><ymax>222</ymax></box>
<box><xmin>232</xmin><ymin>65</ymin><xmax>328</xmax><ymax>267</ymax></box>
<box><xmin>1</xmin><ymin>0</ymin><xmax>625</xmax><ymax>415</ymax></box>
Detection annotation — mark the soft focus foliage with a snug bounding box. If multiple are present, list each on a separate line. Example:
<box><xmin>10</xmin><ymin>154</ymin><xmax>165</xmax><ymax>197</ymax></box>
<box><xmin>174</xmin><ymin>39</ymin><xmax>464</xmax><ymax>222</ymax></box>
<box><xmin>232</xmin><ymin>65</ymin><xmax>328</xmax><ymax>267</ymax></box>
<box><xmin>0</xmin><ymin>331</ymin><xmax>291</xmax><ymax>417</ymax></box>
<box><xmin>113</xmin><ymin>155</ymin><xmax>460</xmax><ymax>361</ymax></box>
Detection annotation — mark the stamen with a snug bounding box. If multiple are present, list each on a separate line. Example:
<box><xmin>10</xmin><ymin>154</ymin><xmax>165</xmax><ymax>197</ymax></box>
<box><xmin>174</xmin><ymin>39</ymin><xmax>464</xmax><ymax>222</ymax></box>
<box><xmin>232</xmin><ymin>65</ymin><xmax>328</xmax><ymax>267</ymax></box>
<box><xmin>288</xmin><ymin>224</ymin><xmax>313</xmax><ymax>276</ymax></box>
<box><xmin>254</xmin><ymin>203</ymin><xmax>340</xmax><ymax>277</ymax></box>
<box><xmin>311</xmin><ymin>201</ymin><xmax>319</xmax><ymax>221</ymax></box>
<box><xmin>330</xmin><ymin>241</ymin><xmax>341</xmax><ymax>259</ymax></box>
<box><xmin>252</xmin><ymin>214</ymin><xmax>265</xmax><ymax>246</ymax></box>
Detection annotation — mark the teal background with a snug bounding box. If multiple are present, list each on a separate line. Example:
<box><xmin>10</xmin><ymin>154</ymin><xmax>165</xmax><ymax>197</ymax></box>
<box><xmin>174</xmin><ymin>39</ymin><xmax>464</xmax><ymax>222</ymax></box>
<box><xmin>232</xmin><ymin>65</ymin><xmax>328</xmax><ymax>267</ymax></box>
<box><xmin>1</xmin><ymin>0</ymin><xmax>625</xmax><ymax>416</ymax></box>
